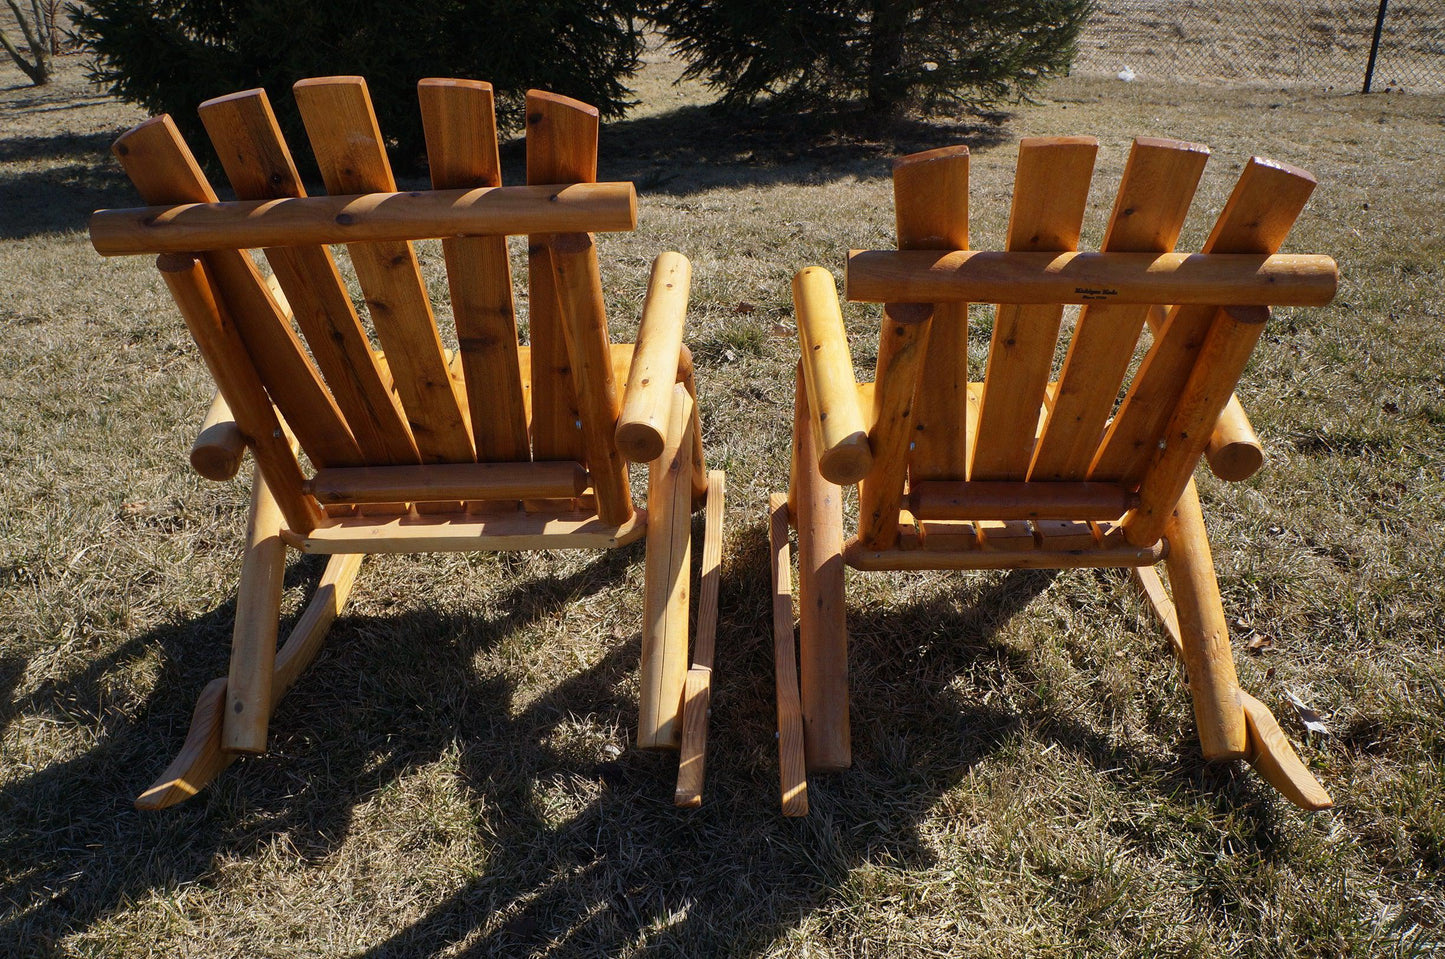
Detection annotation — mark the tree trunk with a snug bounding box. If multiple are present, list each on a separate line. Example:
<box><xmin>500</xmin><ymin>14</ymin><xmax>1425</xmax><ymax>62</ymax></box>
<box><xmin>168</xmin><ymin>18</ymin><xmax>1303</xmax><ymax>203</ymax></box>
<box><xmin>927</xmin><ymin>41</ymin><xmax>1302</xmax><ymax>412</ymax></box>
<box><xmin>1</xmin><ymin>0</ymin><xmax>49</xmax><ymax>85</ymax></box>
<box><xmin>865</xmin><ymin>0</ymin><xmax>909</xmax><ymax>114</ymax></box>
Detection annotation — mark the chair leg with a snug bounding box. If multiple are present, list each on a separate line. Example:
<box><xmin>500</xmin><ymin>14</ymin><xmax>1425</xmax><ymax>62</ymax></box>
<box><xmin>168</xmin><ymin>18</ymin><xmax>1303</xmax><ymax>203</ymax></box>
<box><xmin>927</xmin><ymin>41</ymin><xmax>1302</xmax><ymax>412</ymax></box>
<box><xmin>793</xmin><ymin>376</ymin><xmax>851</xmax><ymax>771</ymax></box>
<box><xmin>638</xmin><ymin>384</ymin><xmax>694</xmax><ymax>750</ymax></box>
<box><xmin>1133</xmin><ymin>516</ymin><xmax>1333</xmax><ymax>811</ymax></box>
<box><xmin>136</xmin><ymin>552</ymin><xmax>363</xmax><ymax>810</ymax></box>
<box><xmin>222</xmin><ymin>469</ymin><xmax>288</xmax><ymax>754</ymax></box>
<box><xmin>675</xmin><ymin>469</ymin><xmax>725</xmax><ymax>808</ymax></box>
<box><xmin>1160</xmin><ymin>479</ymin><xmax>1248</xmax><ymax>760</ymax></box>
<box><xmin>769</xmin><ymin>493</ymin><xmax>809</xmax><ymax>816</ymax></box>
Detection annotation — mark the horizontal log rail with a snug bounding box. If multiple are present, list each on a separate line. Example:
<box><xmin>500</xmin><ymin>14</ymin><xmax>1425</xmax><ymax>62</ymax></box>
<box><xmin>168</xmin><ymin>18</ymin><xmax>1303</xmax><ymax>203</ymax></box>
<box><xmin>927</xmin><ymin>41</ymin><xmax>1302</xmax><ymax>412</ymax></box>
<box><xmin>91</xmin><ymin>182</ymin><xmax>638</xmax><ymax>255</ymax></box>
<box><xmin>305</xmin><ymin>461</ymin><xmax>588</xmax><ymax>504</ymax></box>
<box><xmin>845</xmin><ymin>535</ymin><xmax>1167</xmax><ymax>571</ymax></box>
<box><xmin>845</xmin><ymin>250</ymin><xmax>1336</xmax><ymax>306</ymax></box>
<box><xmin>908</xmin><ymin>480</ymin><xmax>1138</xmax><ymax>521</ymax></box>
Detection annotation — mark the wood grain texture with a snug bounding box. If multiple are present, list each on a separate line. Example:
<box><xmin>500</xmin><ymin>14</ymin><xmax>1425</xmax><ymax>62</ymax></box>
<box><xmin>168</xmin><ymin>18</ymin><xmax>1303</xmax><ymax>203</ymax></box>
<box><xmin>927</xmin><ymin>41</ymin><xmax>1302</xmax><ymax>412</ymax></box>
<box><xmin>1240</xmin><ymin>691</ymin><xmax>1334</xmax><ymax>810</ymax></box>
<box><xmin>221</xmin><ymin>470</ymin><xmax>288</xmax><ymax>754</ymax></box>
<box><xmin>638</xmin><ymin>385</ymin><xmax>694</xmax><ymax>749</ymax></box>
<box><xmin>794</xmin><ymin>372</ymin><xmax>851</xmax><ymax>771</ymax></box>
<box><xmin>674</xmin><ymin>469</ymin><xmax>726</xmax><ymax>808</ymax></box>
<box><xmin>892</xmin><ymin>145</ymin><xmax>971</xmax><ymax>482</ymax></box>
<box><xmin>156</xmin><ymin>253</ymin><xmax>322</xmax><ymax>533</ymax></box>
<box><xmin>293</xmin><ymin>76</ymin><xmax>475</xmax><ymax>465</ymax></box>
<box><xmin>769</xmin><ymin>493</ymin><xmax>810</xmax><ymax>816</ymax></box>
<box><xmin>419</xmin><ymin>78</ymin><xmax>531</xmax><ymax>463</ymax></box>
<box><xmin>306</xmin><ymin>461</ymin><xmax>588</xmax><ymax>504</ymax></box>
<box><xmin>550</xmin><ymin>232</ymin><xmax>632</xmax><ymax>524</ymax></box>
<box><xmin>191</xmin><ymin>390</ymin><xmax>246</xmax><ymax>481</ymax></box>
<box><xmin>1160</xmin><ymin>479</ymin><xmax>1247</xmax><ymax>759</ymax></box>
<box><xmin>1031</xmin><ymin>137</ymin><xmax>1209</xmax><ymax>483</ymax></box>
<box><xmin>526</xmin><ymin>90</ymin><xmax>598</xmax><ymax>461</ymax></box>
<box><xmin>618</xmin><ymin>252</ymin><xmax>691</xmax><ymax>462</ymax></box>
<box><xmin>1091</xmin><ymin>156</ymin><xmax>1318</xmax><ymax>483</ymax></box>
<box><xmin>1124</xmin><ymin>305</ymin><xmax>1268</xmax><ymax>546</ymax></box>
<box><xmin>972</xmin><ymin>136</ymin><xmax>1097</xmax><ymax>481</ymax></box>
<box><xmin>856</xmin><ymin>303</ymin><xmax>932</xmax><ymax>549</ymax></box>
<box><xmin>198</xmin><ymin>88</ymin><xmax>419</xmax><ymax>467</ymax></box>
<box><xmin>283</xmin><ymin>507</ymin><xmax>648</xmax><ymax>554</ymax></box>
<box><xmin>112</xmin><ymin>115</ymin><xmax>361</xmax><ymax>470</ymax></box>
<box><xmin>793</xmin><ymin>266</ymin><xmax>872</xmax><ymax>484</ymax></box>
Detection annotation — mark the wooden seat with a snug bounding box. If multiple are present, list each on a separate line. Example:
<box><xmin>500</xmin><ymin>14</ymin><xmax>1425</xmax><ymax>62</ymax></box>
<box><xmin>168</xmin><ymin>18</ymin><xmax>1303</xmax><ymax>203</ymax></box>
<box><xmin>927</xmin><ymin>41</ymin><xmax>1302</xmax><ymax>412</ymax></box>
<box><xmin>90</xmin><ymin>77</ymin><xmax>723</xmax><ymax>810</ymax></box>
<box><xmin>771</xmin><ymin>136</ymin><xmax>1337</xmax><ymax>816</ymax></box>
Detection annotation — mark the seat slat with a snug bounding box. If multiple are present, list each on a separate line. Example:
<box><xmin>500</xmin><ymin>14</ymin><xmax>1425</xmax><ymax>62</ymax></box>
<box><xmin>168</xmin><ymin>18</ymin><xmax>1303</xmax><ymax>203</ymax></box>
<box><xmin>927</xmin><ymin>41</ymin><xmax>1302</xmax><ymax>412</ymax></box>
<box><xmin>1090</xmin><ymin>157</ymin><xmax>1317</xmax><ymax>483</ymax></box>
<box><xmin>293</xmin><ymin>76</ymin><xmax>475</xmax><ymax>465</ymax></box>
<box><xmin>1030</xmin><ymin>137</ymin><xmax>1209</xmax><ymax>483</ymax></box>
<box><xmin>112</xmin><ymin>116</ymin><xmax>362</xmax><ymax>470</ymax></box>
<box><xmin>419</xmin><ymin>78</ymin><xmax>531</xmax><ymax>463</ymax></box>
<box><xmin>894</xmin><ymin>145</ymin><xmax>971</xmax><ymax>483</ymax></box>
<box><xmin>971</xmin><ymin>136</ymin><xmax>1097</xmax><ymax>481</ymax></box>
<box><xmin>526</xmin><ymin>90</ymin><xmax>595</xmax><ymax>462</ymax></box>
<box><xmin>198</xmin><ymin>89</ymin><xmax>420</xmax><ymax>467</ymax></box>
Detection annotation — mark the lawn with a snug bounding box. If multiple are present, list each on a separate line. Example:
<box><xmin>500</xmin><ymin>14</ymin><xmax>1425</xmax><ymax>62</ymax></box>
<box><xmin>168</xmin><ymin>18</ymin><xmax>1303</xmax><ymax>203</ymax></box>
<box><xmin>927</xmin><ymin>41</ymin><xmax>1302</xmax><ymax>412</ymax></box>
<box><xmin>2</xmin><ymin>39</ymin><xmax>1444</xmax><ymax>959</ymax></box>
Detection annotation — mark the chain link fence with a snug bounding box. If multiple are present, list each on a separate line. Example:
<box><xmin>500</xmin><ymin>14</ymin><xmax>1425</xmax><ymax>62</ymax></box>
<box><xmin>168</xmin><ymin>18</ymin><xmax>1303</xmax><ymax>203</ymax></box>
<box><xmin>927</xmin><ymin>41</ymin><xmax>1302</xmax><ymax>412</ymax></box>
<box><xmin>1075</xmin><ymin>0</ymin><xmax>1445</xmax><ymax>92</ymax></box>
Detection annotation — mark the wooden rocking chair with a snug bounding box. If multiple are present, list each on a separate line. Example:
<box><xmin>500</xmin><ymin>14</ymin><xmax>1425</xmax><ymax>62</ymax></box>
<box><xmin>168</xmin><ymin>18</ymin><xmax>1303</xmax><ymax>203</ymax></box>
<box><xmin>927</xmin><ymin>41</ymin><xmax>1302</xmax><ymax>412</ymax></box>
<box><xmin>770</xmin><ymin>136</ymin><xmax>1337</xmax><ymax>816</ymax></box>
<box><xmin>90</xmin><ymin>77</ymin><xmax>723</xmax><ymax>810</ymax></box>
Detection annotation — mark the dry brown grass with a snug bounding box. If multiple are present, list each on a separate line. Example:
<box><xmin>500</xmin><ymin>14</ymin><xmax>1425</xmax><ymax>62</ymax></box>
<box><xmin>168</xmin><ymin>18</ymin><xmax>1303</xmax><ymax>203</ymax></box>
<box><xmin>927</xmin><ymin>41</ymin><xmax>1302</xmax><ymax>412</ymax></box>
<box><xmin>3</xmin><ymin>40</ymin><xmax>1445</xmax><ymax>959</ymax></box>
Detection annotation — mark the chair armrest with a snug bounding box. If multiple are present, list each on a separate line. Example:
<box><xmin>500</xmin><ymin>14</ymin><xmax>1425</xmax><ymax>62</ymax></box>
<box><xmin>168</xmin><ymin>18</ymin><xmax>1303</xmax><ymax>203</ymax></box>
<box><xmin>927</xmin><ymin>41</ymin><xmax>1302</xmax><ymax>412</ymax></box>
<box><xmin>1205</xmin><ymin>395</ymin><xmax>1264</xmax><ymax>481</ymax></box>
<box><xmin>793</xmin><ymin>267</ymin><xmax>872</xmax><ymax>485</ymax></box>
<box><xmin>617</xmin><ymin>252</ymin><xmax>691</xmax><ymax>462</ymax></box>
<box><xmin>191</xmin><ymin>390</ymin><xmax>247</xmax><ymax>481</ymax></box>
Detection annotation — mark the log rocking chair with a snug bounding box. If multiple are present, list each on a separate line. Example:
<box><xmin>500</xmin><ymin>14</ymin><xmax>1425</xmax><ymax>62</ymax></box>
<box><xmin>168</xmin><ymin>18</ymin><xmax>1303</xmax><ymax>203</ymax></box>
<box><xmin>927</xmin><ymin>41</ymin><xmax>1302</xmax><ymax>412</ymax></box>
<box><xmin>90</xmin><ymin>77</ymin><xmax>723</xmax><ymax>810</ymax></box>
<box><xmin>770</xmin><ymin>136</ymin><xmax>1337</xmax><ymax>815</ymax></box>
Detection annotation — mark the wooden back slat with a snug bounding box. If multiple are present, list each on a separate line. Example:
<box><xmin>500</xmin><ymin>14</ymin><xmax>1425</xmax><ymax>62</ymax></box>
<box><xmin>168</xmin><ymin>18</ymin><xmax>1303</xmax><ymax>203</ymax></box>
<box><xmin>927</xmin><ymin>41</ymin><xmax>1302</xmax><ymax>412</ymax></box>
<box><xmin>1090</xmin><ymin>158</ymin><xmax>1317</xmax><ymax>484</ymax></box>
<box><xmin>1030</xmin><ymin>137</ymin><xmax>1209</xmax><ymax>482</ymax></box>
<box><xmin>894</xmin><ymin>146</ymin><xmax>970</xmax><ymax>483</ymax></box>
<box><xmin>198</xmin><ymin>89</ymin><xmax>420</xmax><ymax>467</ymax></box>
<box><xmin>112</xmin><ymin>117</ymin><xmax>362</xmax><ymax>470</ymax></box>
<box><xmin>418</xmin><ymin>78</ymin><xmax>530</xmax><ymax>463</ymax></box>
<box><xmin>970</xmin><ymin>136</ymin><xmax>1097</xmax><ymax>481</ymax></box>
<box><xmin>293</xmin><ymin>76</ymin><xmax>475</xmax><ymax>465</ymax></box>
<box><xmin>157</xmin><ymin>253</ymin><xmax>322</xmax><ymax>533</ymax></box>
<box><xmin>525</xmin><ymin>90</ymin><xmax>597</xmax><ymax>462</ymax></box>
<box><xmin>551</xmin><ymin>232</ymin><xmax>632</xmax><ymax>523</ymax></box>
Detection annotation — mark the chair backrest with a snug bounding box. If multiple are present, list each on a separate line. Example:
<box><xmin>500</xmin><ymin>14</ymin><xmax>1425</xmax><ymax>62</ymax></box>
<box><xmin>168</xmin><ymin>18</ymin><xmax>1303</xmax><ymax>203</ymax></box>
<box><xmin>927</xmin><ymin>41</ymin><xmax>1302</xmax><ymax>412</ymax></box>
<box><xmin>90</xmin><ymin>76</ymin><xmax>639</xmax><ymax>534</ymax></box>
<box><xmin>842</xmin><ymin>136</ymin><xmax>1336</xmax><ymax>553</ymax></box>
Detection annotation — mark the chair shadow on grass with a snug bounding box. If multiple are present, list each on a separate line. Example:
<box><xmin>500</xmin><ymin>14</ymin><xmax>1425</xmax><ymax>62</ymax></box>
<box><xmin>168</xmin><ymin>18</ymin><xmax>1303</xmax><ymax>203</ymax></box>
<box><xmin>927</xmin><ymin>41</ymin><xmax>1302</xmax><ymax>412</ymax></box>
<box><xmin>0</xmin><ymin>523</ymin><xmax>1280</xmax><ymax>957</ymax></box>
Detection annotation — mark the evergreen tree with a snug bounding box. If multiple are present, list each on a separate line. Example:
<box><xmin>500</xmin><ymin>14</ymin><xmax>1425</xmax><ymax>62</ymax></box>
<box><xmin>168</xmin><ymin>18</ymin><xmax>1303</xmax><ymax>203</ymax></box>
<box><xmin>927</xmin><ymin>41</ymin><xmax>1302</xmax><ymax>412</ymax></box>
<box><xmin>67</xmin><ymin>0</ymin><xmax>642</xmax><ymax>172</ymax></box>
<box><xmin>643</xmin><ymin>0</ymin><xmax>1091</xmax><ymax>116</ymax></box>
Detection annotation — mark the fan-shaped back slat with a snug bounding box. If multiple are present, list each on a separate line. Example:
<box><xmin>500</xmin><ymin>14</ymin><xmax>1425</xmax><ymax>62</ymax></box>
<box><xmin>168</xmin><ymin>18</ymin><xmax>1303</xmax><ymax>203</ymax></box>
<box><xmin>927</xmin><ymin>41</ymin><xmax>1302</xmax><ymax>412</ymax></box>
<box><xmin>418</xmin><ymin>78</ymin><xmax>530</xmax><ymax>464</ymax></box>
<box><xmin>111</xmin><ymin>116</ymin><xmax>362</xmax><ymax>471</ymax></box>
<box><xmin>895</xmin><ymin>145</ymin><xmax>970</xmax><ymax>484</ymax></box>
<box><xmin>526</xmin><ymin>91</ymin><xmax>598</xmax><ymax>463</ymax></box>
<box><xmin>970</xmin><ymin>136</ymin><xmax>1097</xmax><ymax>483</ymax></box>
<box><xmin>1029</xmin><ymin>137</ymin><xmax>1208</xmax><ymax>483</ymax></box>
<box><xmin>1089</xmin><ymin>157</ymin><xmax>1317</xmax><ymax>484</ymax></box>
<box><xmin>293</xmin><ymin>76</ymin><xmax>475</xmax><ymax>466</ymax></box>
<box><xmin>198</xmin><ymin>89</ymin><xmax>420</xmax><ymax>467</ymax></box>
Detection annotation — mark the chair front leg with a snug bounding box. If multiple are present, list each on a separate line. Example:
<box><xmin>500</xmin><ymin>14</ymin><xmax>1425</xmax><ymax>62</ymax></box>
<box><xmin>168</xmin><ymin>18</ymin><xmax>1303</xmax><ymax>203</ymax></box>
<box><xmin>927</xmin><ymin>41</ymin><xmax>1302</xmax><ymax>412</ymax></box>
<box><xmin>637</xmin><ymin>383</ymin><xmax>695</xmax><ymax>750</ymax></box>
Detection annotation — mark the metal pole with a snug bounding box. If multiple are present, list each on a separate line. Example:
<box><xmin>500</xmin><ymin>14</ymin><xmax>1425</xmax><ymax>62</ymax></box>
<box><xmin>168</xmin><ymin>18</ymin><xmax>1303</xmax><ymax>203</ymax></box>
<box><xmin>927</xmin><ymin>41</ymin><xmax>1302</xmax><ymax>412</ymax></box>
<box><xmin>1363</xmin><ymin>0</ymin><xmax>1389</xmax><ymax>93</ymax></box>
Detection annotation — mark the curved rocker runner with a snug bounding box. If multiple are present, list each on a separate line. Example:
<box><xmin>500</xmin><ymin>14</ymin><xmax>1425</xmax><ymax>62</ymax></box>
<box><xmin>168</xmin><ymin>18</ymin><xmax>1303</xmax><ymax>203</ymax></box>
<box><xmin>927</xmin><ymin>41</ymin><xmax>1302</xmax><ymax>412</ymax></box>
<box><xmin>771</xmin><ymin>135</ymin><xmax>1337</xmax><ymax>815</ymax></box>
<box><xmin>92</xmin><ymin>77</ymin><xmax>724</xmax><ymax>810</ymax></box>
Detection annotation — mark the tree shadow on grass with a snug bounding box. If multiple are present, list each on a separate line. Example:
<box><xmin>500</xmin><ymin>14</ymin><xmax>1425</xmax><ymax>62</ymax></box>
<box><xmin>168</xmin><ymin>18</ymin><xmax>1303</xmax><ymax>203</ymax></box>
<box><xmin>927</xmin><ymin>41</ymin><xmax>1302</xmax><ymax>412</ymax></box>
<box><xmin>502</xmin><ymin>102</ymin><xmax>1015</xmax><ymax>198</ymax></box>
<box><xmin>0</xmin><ymin>130</ymin><xmax>137</xmax><ymax>241</ymax></box>
<box><xmin>0</xmin><ymin>526</ymin><xmax>1275</xmax><ymax>957</ymax></box>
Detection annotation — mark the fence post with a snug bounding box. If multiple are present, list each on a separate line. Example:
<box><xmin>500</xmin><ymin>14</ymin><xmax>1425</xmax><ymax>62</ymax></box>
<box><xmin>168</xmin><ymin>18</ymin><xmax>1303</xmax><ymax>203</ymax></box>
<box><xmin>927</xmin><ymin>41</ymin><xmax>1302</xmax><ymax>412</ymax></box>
<box><xmin>1363</xmin><ymin>0</ymin><xmax>1390</xmax><ymax>93</ymax></box>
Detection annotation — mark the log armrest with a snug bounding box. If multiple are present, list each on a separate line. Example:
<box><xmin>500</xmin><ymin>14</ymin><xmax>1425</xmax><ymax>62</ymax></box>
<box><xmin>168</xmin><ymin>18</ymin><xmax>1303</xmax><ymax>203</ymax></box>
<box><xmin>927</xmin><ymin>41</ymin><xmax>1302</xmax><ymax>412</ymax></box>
<box><xmin>793</xmin><ymin>267</ymin><xmax>873</xmax><ymax>485</ymax></box>
<box><xmin>191</xmin><ymin>390</ymin><xmax>247</xmax><ymax>481</ymax></box>
<box><xmin>1205</xmin><ymin>395</ymin><xmax>1264</xmax><ymax>481</ymax></box>
<box><xmin>617</xmin><ymin>252</ymin><xmax>692</xmax><ymax>463</ymax></box>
